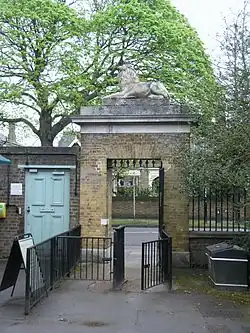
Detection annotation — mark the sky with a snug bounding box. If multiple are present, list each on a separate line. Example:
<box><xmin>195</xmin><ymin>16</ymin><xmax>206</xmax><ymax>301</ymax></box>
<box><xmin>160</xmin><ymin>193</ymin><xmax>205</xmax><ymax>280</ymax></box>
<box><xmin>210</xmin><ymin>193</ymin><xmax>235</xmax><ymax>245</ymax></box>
<box><xmin>171</xmin><ymin>0</ymin><xmax>245</xmax><ymax>59</ymax></box>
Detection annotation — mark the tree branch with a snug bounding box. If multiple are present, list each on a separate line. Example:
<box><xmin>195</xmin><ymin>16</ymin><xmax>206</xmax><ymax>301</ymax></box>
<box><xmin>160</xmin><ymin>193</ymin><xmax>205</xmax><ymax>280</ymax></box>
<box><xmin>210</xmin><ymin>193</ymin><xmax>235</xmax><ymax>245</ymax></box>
<box><xmin>83</xmin><ymin>91</ymin><xmax>98</xmax><ymax>101</ymax></box>
<box><xmin>22</xmin><ymin>92</ymin><xmax>38</xmax><ymax>104</ymax></box>
<box><xmin>51</xmin><ymin>116</ymin><xmax>71</xmax><ymax>138</ymax></box>
<box><xmin>3</xmin><ymin>99</ymin><xmax>40</xmax><ymax>114</ymax></box>
<box><xmin>52</xmin><ymin>113</ymin><xmax>64</xmax><ymax>121</ymax></box>
<box><xmin>0</xmin><ymin>72</ymin><xmax>24</xmax><ymax>78</ymax></box>
<box><xmin>0</xmin><ymin>117</ymin><xmax>39</xmax><ymax>135</ymax></box>
<box><xmin>48</xmin><ymin>96</ymin><xmax>60</xmax><ymax>112</ymax></box>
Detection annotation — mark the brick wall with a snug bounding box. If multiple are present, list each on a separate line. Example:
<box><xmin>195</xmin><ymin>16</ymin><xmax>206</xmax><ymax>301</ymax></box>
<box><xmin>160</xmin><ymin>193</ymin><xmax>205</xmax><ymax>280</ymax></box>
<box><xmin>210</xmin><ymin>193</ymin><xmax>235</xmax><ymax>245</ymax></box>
<box><xmin>80</xmin><ymin>132</ymin><xmax>190</xmax><ymax>252</ymax></box>
<box><xmin>112</xmin><ymin>198</ymin><xmax>158</xmax><ymax>219</ymax></box>
<box><xmin>189</xmin><ymin>232</ymin><xmax>245</xmax><ymax>267</ymax></box>
<box><xmin>0</xmin><ymin>147</ymin><xmax>80</xmax><ymax>258</ymax></box>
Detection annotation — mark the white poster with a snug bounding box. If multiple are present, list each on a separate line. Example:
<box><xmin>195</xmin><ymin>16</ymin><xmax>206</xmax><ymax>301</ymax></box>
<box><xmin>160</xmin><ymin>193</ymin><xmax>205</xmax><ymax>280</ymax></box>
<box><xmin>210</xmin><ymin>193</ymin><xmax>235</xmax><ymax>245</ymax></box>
<box><xmin>18</xmin><ymin>236</ymin><xmax>45</xmax><ymax>292</ymax></box>
<box><xmin>10</xmin><ymin>183</ymin><xmax>22</xmax><ymax>196</ymax></box>
<box><xmin>18</xmin><ymin>236</ymin><xmax>34</xmax><ymax>269</ymax></box>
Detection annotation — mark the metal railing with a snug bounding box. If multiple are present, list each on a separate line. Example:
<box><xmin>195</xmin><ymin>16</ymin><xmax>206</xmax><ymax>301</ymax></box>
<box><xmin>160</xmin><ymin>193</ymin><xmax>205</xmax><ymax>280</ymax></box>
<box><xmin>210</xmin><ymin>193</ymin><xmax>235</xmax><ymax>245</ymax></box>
<box><xmin>25</xmin><ymin>225</ymin><xmax>81</xmax><ymax>315</ymax></box>
<box><xmin>190</xmin><ymin>188</ymin><xmax>249</xmax><ymax>232</ymax></box>
<box><xmin>57</xmin><ymin>236</ymin><xmax>112</xmax><ymax>281</ymax></box>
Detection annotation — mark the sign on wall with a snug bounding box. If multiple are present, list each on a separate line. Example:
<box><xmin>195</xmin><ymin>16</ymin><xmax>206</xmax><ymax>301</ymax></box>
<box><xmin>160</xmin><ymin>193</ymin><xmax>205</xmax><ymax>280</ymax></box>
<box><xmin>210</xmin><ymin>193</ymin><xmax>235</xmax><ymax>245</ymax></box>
<box><xmin>10</xmin><ymin>183</ymin><xmax>22</xmax><ymax>196</ymax></box>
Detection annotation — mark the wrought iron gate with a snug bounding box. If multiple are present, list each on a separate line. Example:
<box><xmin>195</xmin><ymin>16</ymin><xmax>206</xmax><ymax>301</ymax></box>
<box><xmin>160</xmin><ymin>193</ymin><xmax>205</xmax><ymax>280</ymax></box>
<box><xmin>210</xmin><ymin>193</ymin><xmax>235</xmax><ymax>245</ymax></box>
<box><xmin>141</xmin><ymin>231</ymin><xmax>172</xmax><ymax>290</ymax></box>
<box><xmin>141</xmin><ymin>166</ymin><xmax>172</xmax><ymax>290</ymax></box>
<box><xmin>56</xmin><ymin>228</ymin><xmax>126</xmax><ymax>288</ymax></box>
<box><xmin>56</xmin><ymin>236</ymin><xmax>113</xmax><ymax>281</ymax></box>
<box><xmin>113</xmin><ymin>226</ymin><xmax>126</xmax><ymax>289</ymax></box>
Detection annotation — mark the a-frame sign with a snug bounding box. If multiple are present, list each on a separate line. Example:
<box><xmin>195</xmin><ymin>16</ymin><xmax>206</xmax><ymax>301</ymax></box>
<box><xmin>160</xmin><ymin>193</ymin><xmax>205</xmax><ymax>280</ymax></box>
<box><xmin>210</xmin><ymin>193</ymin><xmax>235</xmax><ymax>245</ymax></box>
<box><xmin>0</xmin><ymin>233</ymin><xmax>45</xmax><ymax>297</ymax></box>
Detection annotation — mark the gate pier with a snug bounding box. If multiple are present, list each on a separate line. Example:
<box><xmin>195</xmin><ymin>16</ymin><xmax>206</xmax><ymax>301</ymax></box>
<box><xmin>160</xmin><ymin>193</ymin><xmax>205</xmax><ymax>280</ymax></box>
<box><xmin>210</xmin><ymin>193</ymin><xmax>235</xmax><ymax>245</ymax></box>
<box><xmin>72</xmin><ymin>98</ymin><xmax>194</xmax><ymax>267</ymax></box>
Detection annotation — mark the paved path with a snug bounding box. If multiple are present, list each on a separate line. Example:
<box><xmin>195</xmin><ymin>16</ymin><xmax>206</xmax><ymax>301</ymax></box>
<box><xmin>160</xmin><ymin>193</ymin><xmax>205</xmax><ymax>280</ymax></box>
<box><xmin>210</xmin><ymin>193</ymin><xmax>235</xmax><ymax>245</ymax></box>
<box><xmin>124</xmin><ymin>227</ymin><xmax>157</xmax><ymax>275</ymax></box>
<box><xmin>124</xmin><ymin>227</ymin><xmax>158</xmax><ymax>246</ymax></box>
<box><xmin>0</xmin><ymin>277</ymin><xmax>249</xmax><ymax>333</ymax></box>
<box><xmin>1</xmin><ymin>245</ymin><xmax>250</xmax><ymax>333</ymax></box>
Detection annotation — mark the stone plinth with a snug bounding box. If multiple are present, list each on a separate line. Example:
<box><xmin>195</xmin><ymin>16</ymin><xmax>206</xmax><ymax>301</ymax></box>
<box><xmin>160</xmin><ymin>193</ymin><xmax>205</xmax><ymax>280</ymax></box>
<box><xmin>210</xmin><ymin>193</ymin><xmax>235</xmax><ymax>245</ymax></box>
<box><xmin>72</xmin><ymin>99</ymin><xmax>194</xmax><ymax>267</ymax></box>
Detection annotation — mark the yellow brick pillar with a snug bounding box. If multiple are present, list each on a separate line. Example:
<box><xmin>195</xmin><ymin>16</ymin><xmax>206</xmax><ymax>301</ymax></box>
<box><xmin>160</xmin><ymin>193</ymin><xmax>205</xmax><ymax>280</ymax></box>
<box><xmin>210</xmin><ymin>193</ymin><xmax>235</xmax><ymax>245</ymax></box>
<box><xmin>163</xmin><ymin>162</ymin><xmax>190</xmax><ymax>266</ymax></box>
<box><xmin>79</xmin><ymin>153</ymin><xmax>111</xmax><ymax>238</ymax></box>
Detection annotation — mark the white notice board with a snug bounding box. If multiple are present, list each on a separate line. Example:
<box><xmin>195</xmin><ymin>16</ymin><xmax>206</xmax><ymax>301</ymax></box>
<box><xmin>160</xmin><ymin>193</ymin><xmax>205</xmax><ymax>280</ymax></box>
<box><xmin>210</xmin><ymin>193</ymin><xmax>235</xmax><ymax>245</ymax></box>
<box><xmin>18</xmin><ymin>235</ymin><xmax>45</xmax><ymax>293</ymax></box>
<box><xmin>18</xmin><ymin>236</ymin><xmax>34</xmax><ymax>269</ymax></box>
<box><xmin>10</xmin><ymin>183</ymin><xmax>23</xmax><ymax>196</ymax></box>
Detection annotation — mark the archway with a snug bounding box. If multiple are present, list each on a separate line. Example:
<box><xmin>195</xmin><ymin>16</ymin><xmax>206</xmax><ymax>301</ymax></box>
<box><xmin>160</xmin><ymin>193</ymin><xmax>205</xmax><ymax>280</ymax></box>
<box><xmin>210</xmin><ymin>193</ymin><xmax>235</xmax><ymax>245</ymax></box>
<box><xmin>72</xmin><ymin>98</ymin><xmax>193</xmax><ymax>269</ymax></box>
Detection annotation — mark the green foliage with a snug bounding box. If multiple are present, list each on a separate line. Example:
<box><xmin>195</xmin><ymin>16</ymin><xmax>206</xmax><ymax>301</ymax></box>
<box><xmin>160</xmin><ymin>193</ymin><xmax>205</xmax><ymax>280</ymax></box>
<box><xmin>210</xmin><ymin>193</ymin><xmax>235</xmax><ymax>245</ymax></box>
<box><xmin>83</xmin><ymin>0</ymin><xmax>217</xmax><ymax>114</ymax></box>
<box><xmin>116</xmin><ymin>185</ymin><xmax>158</xmax><ymax>199</ymax></box>
<box><xmin>0</xmin><ymin>0</ymin><xmax>86</xmax><ymax>145</ymax></box>
<box><xmin>152</xmin><ymin>177</ymin><xmax>159</xmax><ymax>193</ymax></box>
<box><xmin>0</xmin><ymin>0</ymin><xmax>216</xmax><ymax>145</ymax></box>
<box><xmin>182</xmin><ymin>121</ymin><xmax>250</xmax><ymax>192</ymax></box>
<box><xmin>229</xmin><ymin>228</ymin><xmax>250</xmax><ymax>252</ymax></box>
<box><xmin>181</xmin><ymin>3</ymin><xmax>250</xmax><ymax>193</ymax></box>
<box><xmin>116</xmin><ymin>187</ymin><xmax>133</xmax><ymax>199</ymax></box>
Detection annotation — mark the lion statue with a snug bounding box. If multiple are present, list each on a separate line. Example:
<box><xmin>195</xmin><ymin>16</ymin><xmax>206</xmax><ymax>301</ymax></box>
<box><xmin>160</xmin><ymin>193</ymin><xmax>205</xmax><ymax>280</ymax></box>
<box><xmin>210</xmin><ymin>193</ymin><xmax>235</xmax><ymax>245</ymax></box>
<box><xmin>103</xmin><ymin>63</ymin><xmax>170</xmax><ymax>100</ymax></box>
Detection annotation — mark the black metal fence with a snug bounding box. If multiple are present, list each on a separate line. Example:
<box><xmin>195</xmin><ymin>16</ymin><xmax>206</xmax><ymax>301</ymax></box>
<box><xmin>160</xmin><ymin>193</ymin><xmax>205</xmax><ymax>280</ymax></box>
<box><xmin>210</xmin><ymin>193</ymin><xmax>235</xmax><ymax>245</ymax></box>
<box><xmin>190</xmin><ymin>188</ymin><xmax>249</xmax><ymax>232</ymax></box>
<box><xmin>25</xmin><ymin>225</ymin><xmax>81</xmax><ymax>315</ymax></box>
<box><xmin>141</xmin><ymin>230</ymin><xmax>172</xmax><ymax>290</ymax></box>
<box><xmin>57</xmin><ymin>236</ymin><xmax>112</xmax><ymax>281</ymax></box>
<box><xmin>113</xmin><ymin>226</ymin><xmax>125</xmax><ymax>289</ymax></box>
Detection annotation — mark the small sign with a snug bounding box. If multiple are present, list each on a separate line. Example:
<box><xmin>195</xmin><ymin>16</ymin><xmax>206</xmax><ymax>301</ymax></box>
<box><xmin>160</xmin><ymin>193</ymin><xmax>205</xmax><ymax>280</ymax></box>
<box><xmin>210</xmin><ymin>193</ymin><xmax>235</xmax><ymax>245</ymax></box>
<box><xmin>0</xmin><ymin>234</ymin><xmax>45</xmax><ymax>297</ymax></box>
<box><xmin>101</xmin><ymin>218</ymin><xmax>109</xmax><ymax>226</ymax></box>
<box><xmin>18</xmin><ymin>236</ymin><xmax>34</xmax><ymax>269</ymax></box>
<box><xmin>0</xmin><ymin>239</ymin><xmax>23</xmax><ymax>293</ymax></box>
<box><xmin>10</xmin><ymin>183</ymin><xmax>22</xmax><ymax>196</ymax></box>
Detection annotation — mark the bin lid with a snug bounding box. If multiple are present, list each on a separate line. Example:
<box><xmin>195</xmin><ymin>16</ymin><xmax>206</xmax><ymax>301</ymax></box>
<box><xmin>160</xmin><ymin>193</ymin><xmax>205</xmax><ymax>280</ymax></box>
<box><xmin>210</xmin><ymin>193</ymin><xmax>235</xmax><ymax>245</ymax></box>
<box><xmin>206</xmin><ymin>242</ymin><xmax>247</xmax><ymax>259</ymax></box>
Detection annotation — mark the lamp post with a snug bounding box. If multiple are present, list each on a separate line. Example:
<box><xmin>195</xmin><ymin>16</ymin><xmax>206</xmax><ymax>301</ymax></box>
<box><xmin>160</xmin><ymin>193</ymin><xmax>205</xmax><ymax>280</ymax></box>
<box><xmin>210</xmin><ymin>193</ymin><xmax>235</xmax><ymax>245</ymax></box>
<box><xmin>133</xmin><ymin>175</ymin><xmax>136</xmax><ymax>221</ymax></box>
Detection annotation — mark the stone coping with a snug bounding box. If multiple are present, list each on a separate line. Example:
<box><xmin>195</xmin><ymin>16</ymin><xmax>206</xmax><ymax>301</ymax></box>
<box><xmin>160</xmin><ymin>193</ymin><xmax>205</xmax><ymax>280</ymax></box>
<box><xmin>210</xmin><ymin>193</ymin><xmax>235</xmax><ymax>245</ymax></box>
<box><xmin>72</xmin><ymin>113</ymin><xmax>193</xmax><ymax>125</ymax></box>
<box><xmin>189</xmin><ymin>231</ymin><xmax>247</xmax><ymax>238</ymax></box>
<box><xmin>79</xmin><ymin>100</ymin><xmax>190</xmax><ymax>117</ymax></box>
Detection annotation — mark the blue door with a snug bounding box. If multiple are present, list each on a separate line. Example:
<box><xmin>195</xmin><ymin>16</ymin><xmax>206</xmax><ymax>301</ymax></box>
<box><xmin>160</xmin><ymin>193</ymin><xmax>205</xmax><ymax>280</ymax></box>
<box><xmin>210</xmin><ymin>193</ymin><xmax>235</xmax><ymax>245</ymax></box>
<box><xmin>25</xmin><ymin>169</ymin><xmax>70</xmax><ymax>244</ymax></box>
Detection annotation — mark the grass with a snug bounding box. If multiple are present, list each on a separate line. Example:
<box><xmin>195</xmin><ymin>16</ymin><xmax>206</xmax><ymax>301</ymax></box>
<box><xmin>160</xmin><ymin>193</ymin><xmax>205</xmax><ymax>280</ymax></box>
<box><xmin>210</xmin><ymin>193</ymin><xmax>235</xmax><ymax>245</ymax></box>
<box><xmin>112</xmin><ymin>218</ymin><xmax>249</xmax><ymax>229</ymax></box>
<box><xmin>174</xmin><ymin>269</ymin><xmax>250</xmax><ymax>306</ymax></box>
<box><xmin>112</xmin><ymin>218</ymin><xmax>157</xmax><ymax>226</ymax></box>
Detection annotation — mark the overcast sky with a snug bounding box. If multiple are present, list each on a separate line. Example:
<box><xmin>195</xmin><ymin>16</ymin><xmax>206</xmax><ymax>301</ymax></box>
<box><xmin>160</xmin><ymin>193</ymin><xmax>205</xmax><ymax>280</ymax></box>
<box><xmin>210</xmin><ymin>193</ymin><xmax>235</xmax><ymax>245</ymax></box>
<box><xmin>171</xmin><ymin>0</ymin><xmax>245</xmax><ymax>58</ymax></box>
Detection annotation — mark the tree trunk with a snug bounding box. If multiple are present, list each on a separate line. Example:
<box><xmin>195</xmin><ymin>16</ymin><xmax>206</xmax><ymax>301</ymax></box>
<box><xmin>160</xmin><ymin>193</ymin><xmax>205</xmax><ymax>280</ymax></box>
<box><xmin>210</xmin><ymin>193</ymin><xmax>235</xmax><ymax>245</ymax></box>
<box><xmin>39</xmin><ymin>110</ymin><xmax>54</xmax><ymax>146</ymax></box>
<box><xmin>40</xmin><ymin>135</ymin><xmax>54</xmax><ymax>146</ymax></box>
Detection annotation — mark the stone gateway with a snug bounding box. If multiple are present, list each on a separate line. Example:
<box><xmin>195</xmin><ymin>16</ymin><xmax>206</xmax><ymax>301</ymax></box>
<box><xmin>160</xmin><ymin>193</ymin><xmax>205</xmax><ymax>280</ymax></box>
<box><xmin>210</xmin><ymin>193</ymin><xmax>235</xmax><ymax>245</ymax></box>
<box><xmin>72</xmin><ymin>95</ymin><xmax>194</xmax><ymax>267</ymax></box>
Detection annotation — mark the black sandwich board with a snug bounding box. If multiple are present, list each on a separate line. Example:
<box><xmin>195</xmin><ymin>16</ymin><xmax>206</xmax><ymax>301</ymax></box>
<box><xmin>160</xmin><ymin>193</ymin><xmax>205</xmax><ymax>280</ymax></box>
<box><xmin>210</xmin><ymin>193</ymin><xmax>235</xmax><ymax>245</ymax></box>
<box><xmin>0</xmin><ymin>233</ymin><xmax>45</xmax><ymax>297</ymax></box>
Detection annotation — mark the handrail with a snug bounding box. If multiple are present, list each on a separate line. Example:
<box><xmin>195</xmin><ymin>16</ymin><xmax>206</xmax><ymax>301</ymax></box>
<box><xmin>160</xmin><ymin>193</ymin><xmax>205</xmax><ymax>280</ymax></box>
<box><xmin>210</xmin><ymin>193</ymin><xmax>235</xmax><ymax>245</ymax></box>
<box><xmin>161</xmin><ymin>229</ymin><xmax>171</xmax><ymax>239</ymax></box>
